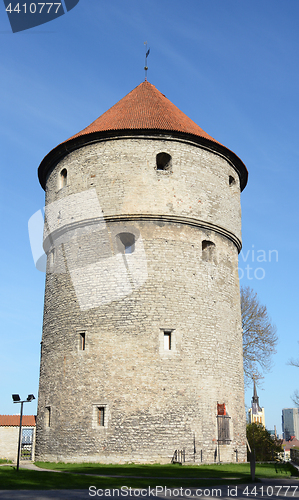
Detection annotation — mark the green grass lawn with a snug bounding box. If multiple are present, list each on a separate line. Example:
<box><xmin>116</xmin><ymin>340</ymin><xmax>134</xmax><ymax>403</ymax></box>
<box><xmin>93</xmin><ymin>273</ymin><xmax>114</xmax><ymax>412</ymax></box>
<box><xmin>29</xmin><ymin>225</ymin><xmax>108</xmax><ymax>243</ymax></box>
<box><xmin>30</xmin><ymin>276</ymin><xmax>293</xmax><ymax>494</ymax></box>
<box><xmin>0</xmin><ymin>462</ymin><xmax>297</xmax><ymax>491</ymax></box>
<box><xmin>34</xmin><ymin>461</ymin><xmax>297</xmax><ymax>479</ymax></box>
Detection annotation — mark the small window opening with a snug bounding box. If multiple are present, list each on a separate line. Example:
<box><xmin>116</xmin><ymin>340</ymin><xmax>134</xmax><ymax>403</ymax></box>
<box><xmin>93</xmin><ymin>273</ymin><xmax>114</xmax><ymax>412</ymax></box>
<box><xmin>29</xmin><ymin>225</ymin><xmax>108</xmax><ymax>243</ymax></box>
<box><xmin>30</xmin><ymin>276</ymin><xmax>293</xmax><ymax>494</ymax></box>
<box><xmin>117</xmin><ymin>232</ymin><xmax>135</xmax><ymax>254</ymax></box>
<box><xmin>164</xmin><ymin>331</ymin><xmax>172</xmax><ymax>350</ymax></box>
<box><xmin>46</xmin><ymin>406</ymin><xmax>51</xmax><ymax>427</ymax></box>
<box><xmin>229</xmin><ymin>175</ymin><xmax>236</xmax><ymax>186</ymax></box>
<box><xmin>202</xmin><ymin>240</ymin><xmax>215</xmax><ymax>262</ymax></box>
<box><xmin>49</xmin><ymin>248</ymin><xmax>55</xmax><ymax>265</ymax></box>
<box><xmin>98</xmin><ymin>406</ymin><xmax>105</xmax><ymax>426</ymax></box>
<box><xmin>79</xmin><ymin>332</ymin><xmax>86</xmax><ymax>351</ymax></box>
<box><xmin>60</xmin><ymin>168</ymin><xmax>67</xmax><ymax>188</ymax></box>
<box><xmin>156</xmin><ymin>152</ymin><xmax>172</xmax><ymax>171</ymax></box>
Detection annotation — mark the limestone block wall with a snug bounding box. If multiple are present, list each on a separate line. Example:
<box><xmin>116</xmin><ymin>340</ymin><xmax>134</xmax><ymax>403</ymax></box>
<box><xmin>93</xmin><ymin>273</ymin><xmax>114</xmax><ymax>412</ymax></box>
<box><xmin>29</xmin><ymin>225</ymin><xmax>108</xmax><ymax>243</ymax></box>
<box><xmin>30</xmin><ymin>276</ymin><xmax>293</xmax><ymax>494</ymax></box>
<box><xmin>0</xmin><ymin>427</ymin><xmax>35</xmax><ymax>462</ymax></box>
<box><xmin>0</xmin><ymin>427</ymin><xmax>19</xmax><ymax>461</ymax></box>
<box><xmin>36</xmin><ymin>135</ymin><xmax>246</xmax><ymax>463</ymax></box>
<box><xmin>44</xmin><ymin>136</ymin><xmax>242</xmax><ymax>244</ymax></box>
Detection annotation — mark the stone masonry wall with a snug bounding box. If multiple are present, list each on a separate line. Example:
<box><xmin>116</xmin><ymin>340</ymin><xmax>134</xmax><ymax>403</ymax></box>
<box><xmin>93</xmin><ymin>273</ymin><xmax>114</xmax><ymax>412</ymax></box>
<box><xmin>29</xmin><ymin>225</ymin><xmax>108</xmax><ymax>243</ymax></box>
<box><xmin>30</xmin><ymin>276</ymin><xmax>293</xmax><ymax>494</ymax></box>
<box><xmin>0</xmin><ymin>427</ymin><xmax>36</xmax><ymax>462</ymax></box>
<box><xmin>36</xmin><ymin>136</ymin><xmax>247</xmax><ymax>463</ymax></box>
<box><xmin>44</xmin><ymin>136</ymin><xmax>242</xmax><ymax>243</ymax></box>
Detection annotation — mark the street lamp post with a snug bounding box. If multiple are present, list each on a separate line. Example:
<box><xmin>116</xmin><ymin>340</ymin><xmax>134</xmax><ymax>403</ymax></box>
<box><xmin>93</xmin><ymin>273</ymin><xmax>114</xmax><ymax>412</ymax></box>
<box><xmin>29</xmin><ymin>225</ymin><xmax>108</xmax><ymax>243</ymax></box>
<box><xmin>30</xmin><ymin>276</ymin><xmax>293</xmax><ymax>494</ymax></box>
<box><xmin>12</xmin><ymin>394</ymin><xmax>35</xmax><ymax>471</ymax></box>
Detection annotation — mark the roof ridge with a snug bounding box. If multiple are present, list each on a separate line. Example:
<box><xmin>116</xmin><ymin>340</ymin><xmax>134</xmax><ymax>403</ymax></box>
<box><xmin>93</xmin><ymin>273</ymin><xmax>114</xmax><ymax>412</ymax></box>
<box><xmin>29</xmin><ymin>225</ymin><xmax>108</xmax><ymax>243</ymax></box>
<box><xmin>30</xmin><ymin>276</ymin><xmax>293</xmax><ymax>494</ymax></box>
<box><xmin>0</xmin><ymin>415</ymin><xmax>36</xmax><ymax>426</ymax></box>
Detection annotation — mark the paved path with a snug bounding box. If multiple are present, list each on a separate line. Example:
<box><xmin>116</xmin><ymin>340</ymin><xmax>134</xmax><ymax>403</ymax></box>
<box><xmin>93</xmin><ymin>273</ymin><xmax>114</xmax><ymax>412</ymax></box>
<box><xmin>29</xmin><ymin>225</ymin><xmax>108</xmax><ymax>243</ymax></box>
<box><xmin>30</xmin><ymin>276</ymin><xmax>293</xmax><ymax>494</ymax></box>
<box><xmin>0</xmin><ymin>479</ymin><xmax>299</xmax><ymax>500</ymax></box>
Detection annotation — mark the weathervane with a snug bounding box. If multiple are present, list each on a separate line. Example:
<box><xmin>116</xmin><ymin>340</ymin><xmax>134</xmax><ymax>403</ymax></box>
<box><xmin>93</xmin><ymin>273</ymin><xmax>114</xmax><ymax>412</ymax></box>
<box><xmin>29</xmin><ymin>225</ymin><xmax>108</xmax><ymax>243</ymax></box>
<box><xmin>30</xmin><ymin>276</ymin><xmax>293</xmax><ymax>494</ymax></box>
<box><xmin>144</xmin><ymin>41</ymin><xmax>150</xmax><ymax>80</ymax></box>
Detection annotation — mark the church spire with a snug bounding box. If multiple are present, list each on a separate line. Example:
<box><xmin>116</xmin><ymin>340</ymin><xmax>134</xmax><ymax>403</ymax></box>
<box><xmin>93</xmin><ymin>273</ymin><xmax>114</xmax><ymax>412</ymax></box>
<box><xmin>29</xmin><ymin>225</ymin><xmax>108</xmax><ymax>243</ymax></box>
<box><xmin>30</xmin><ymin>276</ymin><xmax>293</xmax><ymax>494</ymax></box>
<box><xmin>251</xmin><ymin>378</ymin><xmax>261</xmax><ymax>413</ymax></box>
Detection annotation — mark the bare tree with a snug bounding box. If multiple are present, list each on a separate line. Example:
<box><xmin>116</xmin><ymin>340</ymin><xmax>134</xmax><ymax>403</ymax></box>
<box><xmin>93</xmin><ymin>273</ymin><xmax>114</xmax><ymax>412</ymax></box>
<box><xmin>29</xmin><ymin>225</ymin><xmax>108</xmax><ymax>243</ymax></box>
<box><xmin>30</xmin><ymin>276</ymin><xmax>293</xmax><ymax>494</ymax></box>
<box><xmin>291</xmin><ymin>390</ymin><xmax>299</xmax><ymax>406</ymax></box>
<box><xmin>241</xmin><ymin>286</ymin><xmax>278</xmax><ymax>385</ymax></box>
<box><xmin>288</xmin><ymin>343</ymin><xmax>299</xmax><ymax>406</ymax></box>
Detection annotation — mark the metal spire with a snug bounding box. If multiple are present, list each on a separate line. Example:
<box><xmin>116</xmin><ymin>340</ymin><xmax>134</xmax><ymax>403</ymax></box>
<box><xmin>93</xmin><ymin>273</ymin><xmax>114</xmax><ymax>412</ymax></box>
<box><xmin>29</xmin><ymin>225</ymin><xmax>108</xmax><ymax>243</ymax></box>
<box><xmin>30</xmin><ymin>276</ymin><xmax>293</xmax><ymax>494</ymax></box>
<box><xmin>251</xmin><ymin>377</ymin><xmax>261</xmax><ymax>413</ymax></box>
<box><xmin>144</xmin><ymin>41</ymin><xmax>150</xmax><ymax>80</ymax></box>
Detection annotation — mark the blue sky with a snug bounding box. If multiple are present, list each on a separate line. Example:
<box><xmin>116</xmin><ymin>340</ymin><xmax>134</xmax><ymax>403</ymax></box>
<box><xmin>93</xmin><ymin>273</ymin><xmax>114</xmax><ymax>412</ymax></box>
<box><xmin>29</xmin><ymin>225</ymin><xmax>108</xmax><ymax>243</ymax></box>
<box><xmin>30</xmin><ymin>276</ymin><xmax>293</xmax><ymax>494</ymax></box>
<box><xmin>0</xmin><ymin>0</ymin><xmax>298</xmax><ymax>435</ymax></box>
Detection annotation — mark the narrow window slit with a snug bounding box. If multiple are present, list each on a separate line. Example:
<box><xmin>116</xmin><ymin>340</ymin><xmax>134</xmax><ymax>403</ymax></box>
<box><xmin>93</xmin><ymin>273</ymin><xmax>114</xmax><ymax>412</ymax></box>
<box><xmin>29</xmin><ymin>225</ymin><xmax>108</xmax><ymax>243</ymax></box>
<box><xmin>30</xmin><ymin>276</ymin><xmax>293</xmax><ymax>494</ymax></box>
<box><xmin>202</xmin><ymin>240</ymin><xmax>215</xmax><ymax>262</ymax></box>
<box><xmin>79</xmin><ymin>332</ymin><xmax>86</xmax><ymax>351</ymax></box>
<box><xmin>46</xmin><ymin>406</ymin><xmax>51</xmax><ymax>427</ymax></box>
<box><xmin>60</xmin><ymin>168</ymin><xmax>67</xmax><ymax>188</ymax></box>
<box><xmin>98</xmin><ymin>407</ymin><xmax>105</xmax><ymax>426</ymax></box>
<box><xmin>164</xmin><ymin>331</ymin><xmax>172</xmax><ymax>350</ymax></box>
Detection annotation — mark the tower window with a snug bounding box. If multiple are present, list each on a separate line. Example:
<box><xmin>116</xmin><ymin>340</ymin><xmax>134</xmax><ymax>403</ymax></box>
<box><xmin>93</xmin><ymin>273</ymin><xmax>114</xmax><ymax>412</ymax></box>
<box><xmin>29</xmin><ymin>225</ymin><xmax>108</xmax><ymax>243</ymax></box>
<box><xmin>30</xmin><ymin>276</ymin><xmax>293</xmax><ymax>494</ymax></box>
<box><xmin>45</xmin><ymin>406</ymin><xmax>51</xmax><ymax>427</ymax></box>
<box><xmin>160</xmin><ymin>328</ymin><xmax>175</xmax><ymax>354</ymax></box>
<box><xmin>79</xmin><ymin>332</ymin><xmax>86</xmax><ymax>351</ymax></box>
<box><xmin>164</xmin><ymin>331</ymin><xmax>172</xmax><ymax>350</ymax></box>
<box><xmin>60</xmin><ymin>168</ymin><xmax>67</xmax><ymax>189</ymax></box>
<box><xmin>92</xmin><ymin>404</ymin><xmax>108</xmax><ymax>428</ymax></box>
<box><xmin>202</xmin><ymin>240</ymin><xmax>215</xmax><ymax>262</ymax></box>
<box><xmin>49</xmin><ymin>248</ymin><xmax>55</xmax><ymax>265</ymax></box>
<box><xmin>156</xmin><ymin>152</ymin><xmax>172</xmax><ymax>171</ymax></box>
<box><xmin>117</xmin><ymin>232</ymin><xmax>135</xmax><ymax>254</ymax></box>
<box><xmin>229</xmin><ymin>175</ymin><xmax>236</xmax><ymax>186</ymax></box>
<box><xmin>98</xmin><ymin>406</ymin><xmax>105</xmax><ymax>426</ymax></box>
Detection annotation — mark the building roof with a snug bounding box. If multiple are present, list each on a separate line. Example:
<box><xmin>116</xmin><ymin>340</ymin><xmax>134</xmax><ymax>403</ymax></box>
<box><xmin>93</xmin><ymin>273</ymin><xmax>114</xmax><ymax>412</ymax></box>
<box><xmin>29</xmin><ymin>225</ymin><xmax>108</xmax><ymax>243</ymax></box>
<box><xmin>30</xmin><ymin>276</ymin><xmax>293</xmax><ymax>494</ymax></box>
<box><xmin>0</xmin><ymin>415</ymin><xmax>36</xmax><ymax>427</ymax></box>
<box><xmin>38</xmin><ymin>80</ymin><xmax>248</xmax><ymax>191</ymax></box>
<box><xmin>282</xmin><ymin>437</ymin><xmax>299</xmax><ymax>450</ymax></box>
<box><xmin>68</xmin><ymin>81</ymin><xmax>220</xmax><ymax>143</ymax></box>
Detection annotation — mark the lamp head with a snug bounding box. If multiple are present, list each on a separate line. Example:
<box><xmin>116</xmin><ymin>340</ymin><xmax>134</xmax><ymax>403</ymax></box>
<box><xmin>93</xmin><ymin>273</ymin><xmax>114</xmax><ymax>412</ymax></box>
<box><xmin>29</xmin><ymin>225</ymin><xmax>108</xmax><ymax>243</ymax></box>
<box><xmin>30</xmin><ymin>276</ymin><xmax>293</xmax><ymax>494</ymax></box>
<box><xmin>27</xmin><ymin>394</ymin><xmax>35</xmax><ymax>402</ymax></box>
<box><xmin>12</xmin><ymin>394</ymin><xmax>21</xmax><ymax>402</ymax></box>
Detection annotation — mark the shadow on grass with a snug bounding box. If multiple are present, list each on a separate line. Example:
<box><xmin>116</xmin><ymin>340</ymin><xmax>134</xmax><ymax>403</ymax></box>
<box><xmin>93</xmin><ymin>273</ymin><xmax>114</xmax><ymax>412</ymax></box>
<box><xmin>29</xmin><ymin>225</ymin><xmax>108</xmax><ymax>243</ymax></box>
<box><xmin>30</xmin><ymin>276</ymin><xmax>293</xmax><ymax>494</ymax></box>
<box><xmin>0</xmin><ymin>465</ymin><xmax>250</xmax><ymax>491</ymax></box>
<box><xmin>34</xmin><ymin>461</ymin><xmax>297</xmax><ymax>479</ymax></box>
<box><xmin>0</xmin><ymin>462</ymin><xmax>297</xmax><ymax>491</ymax></box>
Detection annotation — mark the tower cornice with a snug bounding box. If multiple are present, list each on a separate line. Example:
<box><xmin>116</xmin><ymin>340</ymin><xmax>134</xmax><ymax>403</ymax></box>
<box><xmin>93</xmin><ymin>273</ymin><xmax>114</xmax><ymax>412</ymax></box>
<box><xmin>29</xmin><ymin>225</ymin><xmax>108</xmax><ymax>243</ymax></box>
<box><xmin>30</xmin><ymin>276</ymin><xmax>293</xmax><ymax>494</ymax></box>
<box><xmin>43</xmin><ymin>213</ymin><xmax>242</xmax><ymax>254</ymax></box>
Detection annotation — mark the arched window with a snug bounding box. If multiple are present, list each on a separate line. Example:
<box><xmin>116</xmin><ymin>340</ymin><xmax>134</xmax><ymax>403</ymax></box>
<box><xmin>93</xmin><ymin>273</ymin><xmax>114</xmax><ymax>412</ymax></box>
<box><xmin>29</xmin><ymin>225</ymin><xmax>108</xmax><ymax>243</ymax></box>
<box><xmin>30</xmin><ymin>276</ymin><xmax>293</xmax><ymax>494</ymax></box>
<box><xmin>117</xmin><ymin>232</ymin><xmax>135</xmax><ymax>254</ymax></box>
<box><xmin>202</xmin><ymin>240</ymin><xmax>215</xmax><ymax>262</ymax></box>
<box><xmin>229</xmin><ymin>175</ymin><xmax>236</xmax><ymax>187</ymax></box>
<box><xmin>60</xmin><ymin>168</ymin><xmax>67</xmax><ymax>189</ymax></box>
<box><xmin>156</xmin><ymin>152</ymin><xmax>172</xmax><ymax>171</ymax></box>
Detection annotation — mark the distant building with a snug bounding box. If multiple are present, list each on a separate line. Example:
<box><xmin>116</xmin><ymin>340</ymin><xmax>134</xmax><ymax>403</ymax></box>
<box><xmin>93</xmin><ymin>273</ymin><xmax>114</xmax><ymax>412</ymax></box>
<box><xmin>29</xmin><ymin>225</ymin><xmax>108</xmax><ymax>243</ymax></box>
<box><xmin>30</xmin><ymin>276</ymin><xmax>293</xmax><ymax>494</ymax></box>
<box><xmin>248</xmin><ymin>381</ymin><xmax>265</xmax><ymax>426</ymax></box>
<box><xmin>282</xmin><ymin>436</ymin><xmax>299</xmax><ymax>461</ymax></box>
<box><xmin>0</xmin><ymin>415</ymin><xmax>36</xmax><ymax>462</ymax></box>
<box><xmin>282</xmin><ymin>408</ymin><xmax>299</xmax><ymax>440</ymax></box>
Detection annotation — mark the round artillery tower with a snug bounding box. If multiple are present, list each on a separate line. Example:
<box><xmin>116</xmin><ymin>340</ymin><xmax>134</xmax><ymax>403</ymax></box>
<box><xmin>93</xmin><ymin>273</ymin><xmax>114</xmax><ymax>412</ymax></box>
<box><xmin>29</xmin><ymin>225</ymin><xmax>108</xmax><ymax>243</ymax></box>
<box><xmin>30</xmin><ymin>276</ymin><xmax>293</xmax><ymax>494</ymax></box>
<box><xmin>36</xmin><ymin>81</ymin><xmax>248</xmax><ymax>463</ymax></box>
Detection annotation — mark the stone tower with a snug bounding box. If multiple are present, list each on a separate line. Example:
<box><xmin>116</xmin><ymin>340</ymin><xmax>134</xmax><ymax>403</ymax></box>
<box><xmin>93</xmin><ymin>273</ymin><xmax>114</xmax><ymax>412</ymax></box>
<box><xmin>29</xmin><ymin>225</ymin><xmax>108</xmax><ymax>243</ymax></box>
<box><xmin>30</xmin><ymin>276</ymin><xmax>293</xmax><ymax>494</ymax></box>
<box><xmin>36</xmin><ymin>81</ymin><xmax>248</xmax><ymax>464</ymax></box>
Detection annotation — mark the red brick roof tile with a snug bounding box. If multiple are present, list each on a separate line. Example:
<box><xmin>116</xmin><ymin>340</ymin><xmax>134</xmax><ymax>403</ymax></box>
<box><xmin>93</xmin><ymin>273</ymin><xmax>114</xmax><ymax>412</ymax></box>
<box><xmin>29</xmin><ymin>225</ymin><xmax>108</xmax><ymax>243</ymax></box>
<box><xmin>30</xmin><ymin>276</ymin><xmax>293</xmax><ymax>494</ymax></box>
<box><xmin>38</xmin><ymin>80</ymin><xmax>248</xmax><ymax>191</ymax></box>
<box><xmin>68</xmin><ymin>81</ymin><xmax>220</xmax><ymax>144</ymax></box>
<box><xmin>0</xmin><ymin>415</ymin><xmax>36</xmax><ymax>426</ymax></box>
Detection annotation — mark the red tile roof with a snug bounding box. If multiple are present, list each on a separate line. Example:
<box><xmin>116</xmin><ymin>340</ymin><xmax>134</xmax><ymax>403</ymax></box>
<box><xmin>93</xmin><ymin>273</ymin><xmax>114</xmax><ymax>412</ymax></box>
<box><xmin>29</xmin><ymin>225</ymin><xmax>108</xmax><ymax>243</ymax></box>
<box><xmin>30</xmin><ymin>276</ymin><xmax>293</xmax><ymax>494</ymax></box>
<box><xmin>0</xmin><ymin>415</ymin><xmax>36</xmax><ymax>426</ymax></box>
<box><xmin>68</xmin><ymin>81</ymin><xmax>220</xmax><ymax>144</ymax></box>
<box><xmin>38</xmin><ymin>80</ymin><xmax>248</xmax><ymax>191</ymax></box>
<box><xmin>282</xmin><ymin>438</ymin><xmax>299</xmax><ymax>450</ymax></box>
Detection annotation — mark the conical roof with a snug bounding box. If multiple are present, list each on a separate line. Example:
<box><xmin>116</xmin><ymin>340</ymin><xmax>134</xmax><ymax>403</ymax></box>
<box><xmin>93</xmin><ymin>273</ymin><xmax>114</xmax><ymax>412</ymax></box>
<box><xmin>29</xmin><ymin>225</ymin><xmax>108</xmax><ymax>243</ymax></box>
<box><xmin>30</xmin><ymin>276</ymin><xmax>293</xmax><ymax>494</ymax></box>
<box><xmin>68</xmin><ymin>81</ymin><xmax>220</xmax><ymax>143</ymax></box>
<box><xmin>38</xmin><ymin>81</ymin><xmax>248</xmax><ymax>190</ymax></box>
